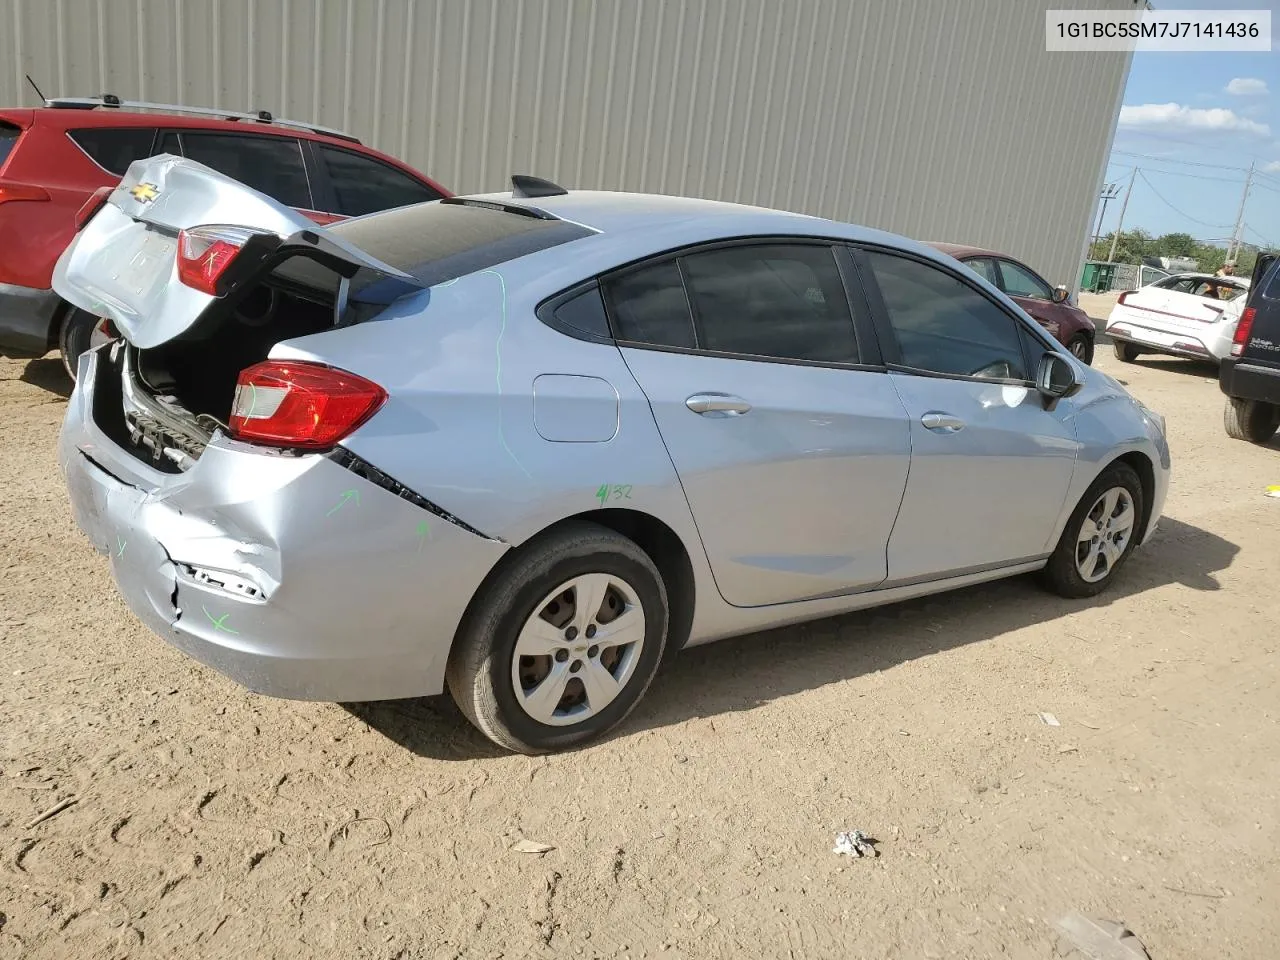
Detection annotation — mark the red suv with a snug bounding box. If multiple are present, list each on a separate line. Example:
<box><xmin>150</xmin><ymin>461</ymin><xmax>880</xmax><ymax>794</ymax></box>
<box><xmin>0</xmin><ymin>95</ymin><xmax>451</xmax><ymax>378</ymax></box>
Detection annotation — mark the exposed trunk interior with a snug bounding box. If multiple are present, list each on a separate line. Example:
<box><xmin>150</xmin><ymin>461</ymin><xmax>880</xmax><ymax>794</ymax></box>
<box><xmin>104</xmin><ymin>255</ymin><xmax>348</xmax><ymax>471</ymax></box>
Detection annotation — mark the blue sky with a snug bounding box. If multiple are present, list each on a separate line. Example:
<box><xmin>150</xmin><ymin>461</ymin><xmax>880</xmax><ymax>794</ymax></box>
<box><xmin>1101</xmin><ymin>0</ymin><xmax>1279</xmax><ymax>249</ymax></box>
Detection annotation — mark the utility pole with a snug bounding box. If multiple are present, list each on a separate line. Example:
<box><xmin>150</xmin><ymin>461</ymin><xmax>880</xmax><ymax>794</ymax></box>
<box><xmin>1227</xmin><ymin>160</ymin><xmax>1254</xmax><ymax>261</ymax></box>
<box><xmin>1107</xmin><ymin>167</ymin><xmax>1138</xmax><ymax>263</ymax></box>
<box><xmin>1094</xmin><ymin>182</ymin><xmax>1122</xmax><ymax>248</ymax></box>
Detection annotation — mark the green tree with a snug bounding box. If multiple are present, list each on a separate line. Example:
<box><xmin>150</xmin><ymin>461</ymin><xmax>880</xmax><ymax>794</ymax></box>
<box><xmin>1154</xmin><ymin>232</ymin><xmax>1197</xmax><ymax>258</ymax></box>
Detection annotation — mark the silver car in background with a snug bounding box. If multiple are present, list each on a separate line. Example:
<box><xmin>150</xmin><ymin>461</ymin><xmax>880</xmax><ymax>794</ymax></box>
<box><xmin>54</xmin><ymin>157</ymin><xmax>1170</xmax><ymax>754</ymax></box>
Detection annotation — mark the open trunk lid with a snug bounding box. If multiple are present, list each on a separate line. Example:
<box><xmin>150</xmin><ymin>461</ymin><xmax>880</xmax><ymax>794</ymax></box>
<box><xmin>52</xmin><ymin>154</ymin><xmax>424</xmax><ymax>349</ymax></box>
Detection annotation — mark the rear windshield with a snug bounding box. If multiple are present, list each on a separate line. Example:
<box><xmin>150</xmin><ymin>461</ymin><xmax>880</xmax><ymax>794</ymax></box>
<box><xmin>0</xmin><ymin>123</ymin><xmax>19</xmax><ymax>171</ymax></box>
<box><xmin>328</xmin><ymin>200</ymin><xmax>594</xmax><ymax>287</ymax></box>
<box><xmin>68</xmin><ymin>127</ymin><xmax>160</xmax><ymax>176</ymax></box>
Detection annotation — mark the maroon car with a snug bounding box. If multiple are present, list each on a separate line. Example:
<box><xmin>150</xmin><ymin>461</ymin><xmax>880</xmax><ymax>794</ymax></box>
<box><xmin>928</xmin><ymin>243</ymin><xmax>1096</xmax><ymax>364</ymax></box>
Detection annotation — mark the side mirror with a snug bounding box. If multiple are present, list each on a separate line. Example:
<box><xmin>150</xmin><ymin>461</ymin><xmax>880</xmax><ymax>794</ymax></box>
<box><xmin>1036</xmin><ymin>351</ymin><xmax>1082</xmax><ymax>410</ymax></box>
<box><xmin>1051</xmin><ymin>285</ymin><xmax>1070</xmax><ymax>304</ymax></box>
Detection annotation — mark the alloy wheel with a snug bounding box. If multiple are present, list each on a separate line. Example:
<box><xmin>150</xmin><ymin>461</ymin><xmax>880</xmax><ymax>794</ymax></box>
<box><xmin>1074</xmin><ymin>487</ymin><xmax>1136</xmax><ymax>583</ymax></box>
<box><xmin>511</xmin><ymin>573</ymin><xmax>646</xmax><ymax>726</ymax></box>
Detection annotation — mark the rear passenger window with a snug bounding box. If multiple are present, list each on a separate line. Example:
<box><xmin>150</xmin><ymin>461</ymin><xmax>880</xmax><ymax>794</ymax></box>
<box><xmin>865</xmin><ymin>250</ymin><xmax>1029</xmax><ymax>381</ymax></box>
<box><xmin>605</xmin><ymin>261</ymin><xmax>695</xmax><ymax>349</ymax></box>
<box><xmin>181</xmin><ymin>133</ymin><xmax>312</xmax><ymax>209</ymax></box>
<box><xmin>680</xmin><ymin>244</ymin><xmax>858</xmax><ymax>364</ymax></box>
<box><xmin>963</xmin><ymin>257</ymin><xmax>999</xmax><ymax>286</ymax></box>
<box><xmin>551</xmin><ymin>285</ymin><xmax>611</xmax><ymax>339</ymax></box>
<box><xmin>318</xmin><ymin>145</ymin><xmax>444</xmax><ymax>217</ymax></box>
<box><xmin>68</xmin><ymin>128</ymin><xmax>159</xmax><ymax>175</ymax></box>
<box><xmin>0</xmin><ymin>122</ymin><xmax>21</xmax><ymax>170</ymax></box>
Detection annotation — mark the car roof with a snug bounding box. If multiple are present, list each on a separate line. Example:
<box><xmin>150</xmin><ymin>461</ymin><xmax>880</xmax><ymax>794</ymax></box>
<box><xmin>459</xmin><ymin>189</ymin><xmax>943</xmax><ymax>257</ymax></box>
<box><xmin>22</xmin><ymin>104</ymin><xmax>439</xmax><ymax>186</ymax></box>
<box><xmin>926</xmin><ymin>241</ymin><xmax>1006</xmax><ymax>260</ymax></box>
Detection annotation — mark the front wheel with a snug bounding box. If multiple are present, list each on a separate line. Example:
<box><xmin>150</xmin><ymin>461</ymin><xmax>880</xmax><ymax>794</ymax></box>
<box><xmin>1040</xmin><ymin>462</ymin><xmax>1144</xmax><ymax>599</ymax></box>
<box><xmin>446</xmin><ymin>522</ymin><xmax>669</xmax><ymax>754</ymax></box>
<box><xmin>1224</xmin><ymin>397</ymin><xmax>1279</xmax><ymax>444</ymax></box>
<box><xmin>1067</xmin><ymin>333</ymin><xmax>1094</xmax><ymax>365</ymax></box>
<box><xmin>58</xmin><ymin>308</ymin><xmax>114</xmax><ymax>382</ymax></box>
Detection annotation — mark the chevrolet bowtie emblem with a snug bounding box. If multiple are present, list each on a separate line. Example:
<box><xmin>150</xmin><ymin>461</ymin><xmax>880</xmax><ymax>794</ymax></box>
<box><xmin>129</xmin><ymin>182</ymin><xmax>160</xmax><ymax>204</ymax></box>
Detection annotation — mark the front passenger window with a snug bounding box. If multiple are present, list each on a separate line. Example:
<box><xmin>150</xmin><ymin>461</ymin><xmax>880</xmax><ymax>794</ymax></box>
<box><xmin>865</xmin><ymin>251</ymin><xmax>1029</xmax><ymax>381</ymax></box>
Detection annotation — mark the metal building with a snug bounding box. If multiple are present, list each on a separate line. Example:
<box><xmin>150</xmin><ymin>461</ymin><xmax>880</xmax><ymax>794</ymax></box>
<box><xmin>2</xmin><ymin>0</ymin><xmax>1135</xmax><ymax>293</ymax></box>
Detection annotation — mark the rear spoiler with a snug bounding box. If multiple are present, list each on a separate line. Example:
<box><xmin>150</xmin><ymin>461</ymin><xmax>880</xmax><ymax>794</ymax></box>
<box><xmin>52</xmin><ymin>154</ymin><xmax>423</xmax><ymax>349</ymax></box>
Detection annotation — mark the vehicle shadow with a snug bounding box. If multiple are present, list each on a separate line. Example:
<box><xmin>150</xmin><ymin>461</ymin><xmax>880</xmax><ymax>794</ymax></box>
<box><xmin>349</xmin><ymin>516</ymin><xmax>1238</xmax><ymax>761</ymax></box>
<box><xmin>19</xmin><ymin>357</ymin><xmax>73</xmax><ymax>399</ymax></box>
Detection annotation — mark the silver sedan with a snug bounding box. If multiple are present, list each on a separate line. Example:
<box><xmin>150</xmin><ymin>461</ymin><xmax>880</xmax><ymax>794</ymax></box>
<box><xmin>54</xmin><ymin>158</ymin><xmax>1170</xmax><ymax>753</ymax></box>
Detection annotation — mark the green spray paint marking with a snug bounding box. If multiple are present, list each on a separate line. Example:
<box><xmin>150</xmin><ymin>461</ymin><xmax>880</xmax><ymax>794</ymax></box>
<box><xmin>326</xmin><ymin>489</ymin><xmax>360</xmax><ymax>516</ymax></box>
<box><xmin>432</xmin><ymin>270</ymin><xmax>529</xmax><ymax>478</ymax></box>
<box><xmin>115</xmin><ymin>536</ymin><xmax>126</xmax><ymax>559</ymax></box>
<box><xmin>478</xmin><ymin>269</ymin><xmax>532</xmax><ymax>480</ymax></box>
<box><xmin>203</xmin><ymin>606</ymin><xmax>239</xmax><ymax>635</ymax></box>
<box><xmin>416</xmin><ymin>518</ymin><xmax>431</xmax><ymax>552</ymax></box>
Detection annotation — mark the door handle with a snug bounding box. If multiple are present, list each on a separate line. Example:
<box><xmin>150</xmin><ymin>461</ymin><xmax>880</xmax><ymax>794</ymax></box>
<box><xmin>685</xmin><ymin>393</ymin><xmax>752</xmax><ymax>417</ymax></box>
<box><xmin>921</xmin><ymin>412</ymin><xmax>965</xmax><ymax>433</ymax></box>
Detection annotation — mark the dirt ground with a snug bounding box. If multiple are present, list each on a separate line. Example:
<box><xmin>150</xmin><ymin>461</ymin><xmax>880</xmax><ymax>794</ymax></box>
<box><xmin>2</xmin><ymin>305</ymin><xmax>1278</xmax><ymax>960</ymax></box>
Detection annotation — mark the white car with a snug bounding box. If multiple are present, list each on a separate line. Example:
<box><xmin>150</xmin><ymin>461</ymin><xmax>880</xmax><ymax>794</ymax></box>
<box><xmin>1106</xmin><ymin>272</ymin><xmax>1251</xmax><ymax>365</ymax></box>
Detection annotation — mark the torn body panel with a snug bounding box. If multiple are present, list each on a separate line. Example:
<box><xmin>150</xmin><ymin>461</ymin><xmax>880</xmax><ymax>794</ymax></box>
<box><xmin>60</xmin><ymin>349</ymin><xmax>509</xmax><ymax>701</ymax></box>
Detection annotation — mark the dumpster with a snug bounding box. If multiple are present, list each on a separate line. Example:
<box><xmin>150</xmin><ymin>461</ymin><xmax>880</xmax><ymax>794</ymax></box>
<box><xmin>1081</xmin><ymin>261</ymin><xmax>1118</xmax><ymax>293</ymax></box>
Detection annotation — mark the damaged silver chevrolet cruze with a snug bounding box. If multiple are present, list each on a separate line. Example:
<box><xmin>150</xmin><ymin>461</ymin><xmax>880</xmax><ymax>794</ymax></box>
<box><xmin>55</xmin><ymin>156</ymin><xmax>1170</xmax><ymax>754</ymax></box>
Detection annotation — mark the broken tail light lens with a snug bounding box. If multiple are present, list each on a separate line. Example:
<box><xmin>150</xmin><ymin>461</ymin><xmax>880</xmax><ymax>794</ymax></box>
<box><xmin>176</xmin><ymin>225</ymin><xmax>261</xmax><ymax>295</ymax></box>
<box><xmin>229</xmin><ymin>361</ymin><xmax>387</xmax><ymax>449</ymax></box>
<box><xmin>1232</xmin><ymin>307</ymin><xmax>1255</xmax><ymax>357</ymax></box>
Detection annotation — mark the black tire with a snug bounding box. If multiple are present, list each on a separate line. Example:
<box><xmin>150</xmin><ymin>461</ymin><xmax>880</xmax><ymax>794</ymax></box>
<box><xmin>1223</xmin><ymin>397</ymin><xmax>1279</xmax><ymax>444</ymax></box>
<box><xmin>1067</xmin><ymin>333</ymin><xmax>1094</xmax><ymax>365</ymax></box>
<box><xmin>58</xmin><ymin>308</ymin><xmax>102</xmax><ymax>382</ymax></box>
<box><xmin>446</xmin><ymin>521</ymin><xmax>669</xmax><ymax>754</ymax></box>
<box><xmin>1113</xmin><ymin>341</ymin><xmax>1141</xmax><ymax>363</ymax></box>
<box><xmin>1040</xmin><ymin>462</ymin><xmax>1145</xmax><ymax>599</ymax></box>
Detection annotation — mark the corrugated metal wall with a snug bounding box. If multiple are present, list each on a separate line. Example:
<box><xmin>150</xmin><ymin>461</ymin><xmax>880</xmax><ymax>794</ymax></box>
<box><xmin>2</xmin><ymin>0</ymin><xmax>1133</xmax><ymax>292</ymax></box>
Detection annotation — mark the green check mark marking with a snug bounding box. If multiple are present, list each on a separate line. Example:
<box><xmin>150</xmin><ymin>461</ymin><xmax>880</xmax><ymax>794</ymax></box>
<box><xmin>203</xmin><ymin>606</ymin><xmax>239</xmax><ymax>635</ymax></box>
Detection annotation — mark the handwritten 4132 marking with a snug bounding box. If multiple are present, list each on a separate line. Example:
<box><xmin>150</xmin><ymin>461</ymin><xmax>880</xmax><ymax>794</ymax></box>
<box><xmin>595</xmin><ymin>484</ymin><xmax>634</xmax><ymax>507</ymax></box>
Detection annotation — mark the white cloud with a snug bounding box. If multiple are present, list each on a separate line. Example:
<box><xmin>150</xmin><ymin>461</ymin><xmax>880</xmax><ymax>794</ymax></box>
<box><xmin>1263</xmin><ymin>160</ymin><xmax>1280</xmax><ymax>174</ymax></box>
<box><xmin>1225</xmin><ymin>77</ymin><xmax>1269</xmax><ymax>96</ymax></box>
<box><xmin>1118</xmin><ymin>102</ymin><xmax>1271</xmax><ymax>139</ymax></box>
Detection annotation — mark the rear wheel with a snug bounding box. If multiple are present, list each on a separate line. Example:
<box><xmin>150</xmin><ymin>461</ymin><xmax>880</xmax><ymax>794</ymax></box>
<box><xmin>1224</xmin><ymin>397</ymin><xmax>1279</xmax><ymax>444</ymax></box>
<box><xmin>1113</xmin><ymin>341</ymin><xmax>1141</xmax><ymax>363</ymax></box>
<box><xmin>446</xmin><ymin>522</ymin><xmax>669</xmax><ymax>754</ymax></box>
<box><xmin>58</xmin><ymin>308</ymin><xmax>113</xmax><ymax>382</ymax></box>
<box><xmin>1067</xmin><ymin>333</ymin><xmax>1094</xmax><ymax>365</ymax></box>
<box><xmin>1041</xmin><ymin>462</ymin><xmax>1144</xmax><ymax>599</ymax></box>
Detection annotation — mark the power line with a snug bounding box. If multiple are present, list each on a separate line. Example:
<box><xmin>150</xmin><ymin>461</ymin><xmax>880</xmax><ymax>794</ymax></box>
<box><xmin>1136</xmin><ymin>170</ymin><xmax>1234</xmax><ymax>229</ymax></box>
<box><xmin>1111</xmin><ymin>149</ymin><xmax>1247</xmax><ymax>172</ymax></box>
<box><xmin>1245</xmin><ymin>223</ymin><xmax>1277</xmax><ymax>248</ymax></box>
<box><xmin>1135</xmin><ymin>166</ymin><xmax>1248</xmax><ymax>185</ymax></box>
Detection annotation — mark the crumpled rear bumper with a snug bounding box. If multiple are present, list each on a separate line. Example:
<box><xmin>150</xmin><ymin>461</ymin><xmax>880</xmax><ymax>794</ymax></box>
<box><xmin>59</xmin><ymin>348</ymin><xmax>508</xmax><ymax>702</ymax></box>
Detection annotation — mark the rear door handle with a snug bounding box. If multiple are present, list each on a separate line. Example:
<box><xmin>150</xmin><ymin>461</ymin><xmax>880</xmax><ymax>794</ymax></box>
<box><xmin>921</xmin><ymin>412</ymin><xmax>965</xmax><ymax>433</ymax></box>
<box><xmin>685</xmin><ymin>393</ymin><xmax>752</xmax><ymax>417</ymax></box>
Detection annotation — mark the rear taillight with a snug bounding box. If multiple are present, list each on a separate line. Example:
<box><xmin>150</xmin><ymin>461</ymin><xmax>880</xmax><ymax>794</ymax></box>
<box><xmin>74</xmin><ymin>186</ymin><xmax>113</xmax><ymax>230</ymax></box>
<box><xmin>1116</xmin><ymin>290</ymin><xmax>1136</xmax><ymax>305</ymax></box>
<box><xmin>1232</xmin><ymin>307</ymin><xmax>1256</xmax><ymax>357</ymax></box>
<box><xmin>0</xmin><ymin>182</ymin><xmax>50</xmax><ymax>205</ymax></box>
<box><xmin>176</xmin><ymin>225</ymin><xmax>259</xmax><ymax>295</ymax></box>
<box><xmin>228</xmin><ymin>361</ymin><xmax>387</xmax><ymax>449</ymax></box>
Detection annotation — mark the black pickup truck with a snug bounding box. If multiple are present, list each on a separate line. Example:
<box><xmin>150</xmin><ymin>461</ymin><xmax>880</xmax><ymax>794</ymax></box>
<box><xmin>1219</xmin><ymin>252</ymin><xmax>1280</xmax><ymax>445</ymax></box>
